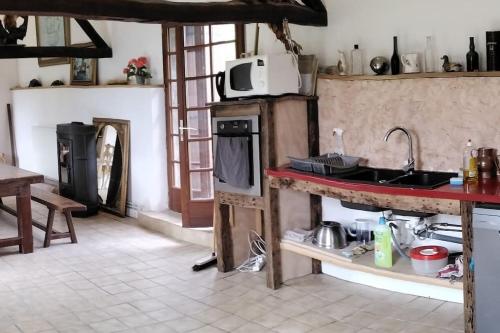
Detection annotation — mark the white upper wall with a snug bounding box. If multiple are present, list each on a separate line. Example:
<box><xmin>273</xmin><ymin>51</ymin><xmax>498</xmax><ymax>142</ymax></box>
<box><xmin>247</xmin><ymin>0</ymin><xmax>500</xmax><ymax>73</ymax></box>
<box><xmin>16</xmin><ymin>19</ymin><xmax>163</xmax><ymax>87</ymax></box>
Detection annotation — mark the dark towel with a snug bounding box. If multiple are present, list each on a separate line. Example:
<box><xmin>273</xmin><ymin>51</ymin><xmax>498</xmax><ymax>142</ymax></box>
<box><xmin>214</xmin><ymin>136</ymin><xmax>251</xmax><ymax>189</ymax></box>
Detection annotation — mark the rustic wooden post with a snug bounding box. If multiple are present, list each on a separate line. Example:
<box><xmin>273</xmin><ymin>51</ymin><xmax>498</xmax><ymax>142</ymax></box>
<box><xmin>307</xmin><ymin>98</ymin><xmax>322</xmax><ymax>274</ymax></box>
<box><xmin>214</xmin><ymin>196</ymin><xmax>234</xmax><ymax>273</ymax></box>
<box><xmin>461</xmin><ymin>201</ymin><xmax>474</xmax><ymax>333</ymax></box>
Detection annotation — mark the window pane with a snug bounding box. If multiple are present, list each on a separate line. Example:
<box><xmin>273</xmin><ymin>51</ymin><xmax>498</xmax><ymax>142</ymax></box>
<box><xmin>185</xmin><ymin>47</ymin><xmax>211</xmax><ymax>78</ymax></box>
<box><xmin>169</xmin><ymin>82</ymin><xmax>178</xmax><ymax>108</ymax></box>
<box><xmin>168</xmin><ymin>55</ymin><xmax>177</xmax><ymax>80</ymax></box>
<box><xmin>189</xmin><ymin>140</ymin><xmax>213</xmax><ymax>170</ymax></box>
<box><xmin>171</xmin><ymin>108</ymin><xmax>179</xmax><ymax>135</ymax></box>
<box><xmin>211</xmin><ymin>24</ymin><xmax>235</xmax><ymax>43</ymax></box>
<box><xmin>184</xmin><ymin>26</ymin><xmax>209</xmax><ymax>47</ymax></box>
<box><xmin>173</xmin><ymin>162</ymin><xmax>181</xmax><ymax>188</ymax></box>
<box><xmin>190</xmin><ymin>171</ymin><xmax>214</xmax><ymax>200</ymax></box>
<box><xmin>186</xmin><ymin>78</ymin><xmax>212</xmax><ymax>108</ymax></box>
<box><xmin>187</xmin><ymin>109</ymin><xmax>211</xmax><ymax>139</ymax></box>
<box><xmin>212</xmin><ymin>42</ymin><xmax>236</xmax><ymax>74</ymax></box>
<box><xmin>168</xmin><ymin>27</ymin><xmax>176</xmax><ymax>52</ymax></box>
<box><xmin>172</xmin><ymin>135</ymin><xmax>180</xmax><ymax>162</ymax></box>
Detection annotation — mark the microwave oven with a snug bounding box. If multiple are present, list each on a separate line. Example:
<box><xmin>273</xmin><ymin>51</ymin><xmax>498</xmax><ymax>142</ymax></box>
<box><xmin>225</xmin><ymin>54</ymin><xmax>300</xmax><ymax>98</ymax></box>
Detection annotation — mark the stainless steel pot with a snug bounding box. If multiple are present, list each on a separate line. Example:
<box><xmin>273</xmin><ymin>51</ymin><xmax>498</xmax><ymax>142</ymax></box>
<box><xmin>313</xmin><ymin>221</ymin><xmax>347</xmax><ymax>249</ymax></box>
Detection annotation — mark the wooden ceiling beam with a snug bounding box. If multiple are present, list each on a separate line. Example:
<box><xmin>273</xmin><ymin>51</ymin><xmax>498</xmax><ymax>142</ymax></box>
<box><xmin>0</xmin><ymin>45</ymin><xmax>112</xmax><ymax>59</ymax></box>
<box><xmin>0</xmin><ymin>0</ymin><xmax>327</xmax><ymax>26</ymax></box>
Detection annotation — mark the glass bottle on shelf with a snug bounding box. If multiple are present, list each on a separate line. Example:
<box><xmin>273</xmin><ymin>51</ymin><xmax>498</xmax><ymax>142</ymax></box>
<box><xmin>391</xmin><ymin>36</ymin><xmax>401</xmax><ymax>75</ymax></box>
<box><xmin>424</xmin><ymin>36</ymin><xmax>434</xmax><ymax>73</ymax></box>
<box><xmin>351</xmin><ymin>44</ymin><xmax>363</xmax><ymax>75</ymax></box>
<box><xmin>467</xmin><ymin>37</ymin><xmax>480</xmax><ymax>72</ymax></box>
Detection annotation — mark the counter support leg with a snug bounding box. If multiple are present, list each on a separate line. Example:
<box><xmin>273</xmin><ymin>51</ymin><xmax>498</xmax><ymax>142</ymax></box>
<box><xmin>215</xmin><ymin>199</ymin><xmax>234</xmax><ymax>273</ymax></box>
<box><xmin>264</xmin><ymin>184</ymin><xmax>281</xmax><ymax>289</ymax></box>
<box><xmin>310</xmin><ymin>194</ymin><xmax>322</xmax><ymax>274</ymax></box>
<box><xmin>461</xmin><ymin>201</ymin><xmax>474</xmax><ymax>333</ymax></box>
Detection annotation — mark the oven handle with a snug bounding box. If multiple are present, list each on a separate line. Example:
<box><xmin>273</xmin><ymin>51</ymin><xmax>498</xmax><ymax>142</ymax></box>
<box><xmin>213</xmin><ymin>133</ymin><xmax>259</xmax><ymax>137</ymax></box>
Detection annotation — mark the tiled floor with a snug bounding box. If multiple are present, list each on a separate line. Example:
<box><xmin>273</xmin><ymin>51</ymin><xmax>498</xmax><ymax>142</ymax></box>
<box><xmin>0</xmin><ymin>199</ymin><xmax>464</xmax><ymax>333</ymax></box>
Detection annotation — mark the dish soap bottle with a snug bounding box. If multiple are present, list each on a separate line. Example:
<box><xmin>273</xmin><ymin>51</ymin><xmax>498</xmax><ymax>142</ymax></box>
<box><xmin>351</xmin><ymin>44</ymin><xmax>363</xmax><ymax>75</ymax></box>
<box><xmin>463</xmin><ymin>139</ymin><xmax>478</xmax><ymax>182</ymax></box>
<box><xmin>374</xmin><ymin>217</ymin><xmax>393</xmax><ymax>268</ymax></box>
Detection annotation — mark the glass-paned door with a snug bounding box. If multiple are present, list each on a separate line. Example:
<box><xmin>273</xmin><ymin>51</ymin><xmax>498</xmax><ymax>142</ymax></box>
<box><xmin>164</xmin><ymin>24</ymin><xmax>243</xmax><ymax>228</ymax></box>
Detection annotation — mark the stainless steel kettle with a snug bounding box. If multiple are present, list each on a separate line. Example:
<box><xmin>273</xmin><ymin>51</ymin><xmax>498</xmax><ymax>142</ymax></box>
<box><xmin>313</xmin><ymin>221</ymin><xmax>347</xmax><ymax>249</ymax></box>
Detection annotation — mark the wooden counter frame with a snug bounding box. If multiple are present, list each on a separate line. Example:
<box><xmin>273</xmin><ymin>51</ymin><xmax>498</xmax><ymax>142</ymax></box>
<box><xmin>211</xmin><ymin>96</ymin><xmax>319</xmax><ymax>279</ymax></box>
<box><xmin>265</xmin><ymin>172</ymin><xmax>476</xmax><ymax>333</ymax></box>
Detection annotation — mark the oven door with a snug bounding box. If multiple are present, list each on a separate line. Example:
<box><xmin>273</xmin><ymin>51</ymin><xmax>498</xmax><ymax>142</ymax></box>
<box><xmin>212</xmin><ymin>115</ymin><xmax>261</xmax><ymax>197</ymax></box>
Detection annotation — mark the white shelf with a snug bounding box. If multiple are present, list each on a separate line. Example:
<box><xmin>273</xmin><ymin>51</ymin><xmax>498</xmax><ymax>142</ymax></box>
<box><xmin>280</xmin><ymin>239</ymin><xmax>462</xmax><ymax>290</ymax></box>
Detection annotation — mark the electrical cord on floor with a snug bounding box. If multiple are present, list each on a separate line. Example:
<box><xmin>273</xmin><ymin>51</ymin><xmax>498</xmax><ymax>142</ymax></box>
<box><xmin>236</xmin><ymin>230</ymin><xmax>266</xmax><ymax>273</ymax></box>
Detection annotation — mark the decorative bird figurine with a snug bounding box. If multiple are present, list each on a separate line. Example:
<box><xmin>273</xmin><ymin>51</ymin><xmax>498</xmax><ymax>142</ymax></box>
<box><xmin>441</xmin><ymin>55</ymin><xmax>463</xmax><ymax>72</ymax></box>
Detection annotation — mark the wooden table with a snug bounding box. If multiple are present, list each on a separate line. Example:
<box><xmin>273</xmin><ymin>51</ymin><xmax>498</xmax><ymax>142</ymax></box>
<box><xmin>0</xmin><ymin>164</ymin><xmax>44</xmax><ymax>253</ymax></box>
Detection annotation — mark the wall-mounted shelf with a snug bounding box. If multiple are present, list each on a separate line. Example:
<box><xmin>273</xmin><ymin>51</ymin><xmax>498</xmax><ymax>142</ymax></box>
<box><xmin>281</xmin><ymin>239</ymin><xmax>463</xmax><ymax>290</ymax></box>
<box><xmin>11</xmin><ymin>84</ymin><xmax>163</xmax><ymax>91</ymax></box>
<box><xmin>319</xmin><ymin>71</ymin><xmax>500</xmax><ymax>81</ymax></box>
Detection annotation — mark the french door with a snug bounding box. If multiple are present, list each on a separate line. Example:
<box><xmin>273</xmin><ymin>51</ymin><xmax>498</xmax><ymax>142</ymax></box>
<box><xmin>163</xmin><ymin>24</ymin><xmax>244</xmax><ymax>228</ymax></box>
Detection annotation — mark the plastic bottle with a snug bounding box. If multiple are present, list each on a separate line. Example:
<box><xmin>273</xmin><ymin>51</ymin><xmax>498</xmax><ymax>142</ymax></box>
<box><xmin>374</xmin><ymin>217</ymin><xmax>393</xmax><ymax>268</ymax></box>
<box><xmin>351</xmin><ymin>44</ymin><xmax>363</xmax><ymax>75</ymax></box>
<box><xmin>463</xmin><ymin>139</ymin><xmax>478</xmax><ymax>181</ymax></box>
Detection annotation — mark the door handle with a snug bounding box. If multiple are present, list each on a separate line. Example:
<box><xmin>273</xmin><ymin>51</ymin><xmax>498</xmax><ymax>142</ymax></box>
<box><xmin>179</xmin><ymin>120</ymin><xmax>197</xmax><ymax>141</ymax></box>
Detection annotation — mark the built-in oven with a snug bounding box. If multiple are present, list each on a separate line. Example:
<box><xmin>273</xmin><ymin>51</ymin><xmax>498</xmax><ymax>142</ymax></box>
<box><xmin>212</xmin><ymin>115</ymin><xmax>261</xmax><ymax>197</ymax></box>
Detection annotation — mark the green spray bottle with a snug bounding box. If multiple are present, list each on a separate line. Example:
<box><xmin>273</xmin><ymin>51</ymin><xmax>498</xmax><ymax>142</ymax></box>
<box><xmin>374</xmin><ymin>216</ymin><xmax>393</xmax><ymax>268</ymax></box>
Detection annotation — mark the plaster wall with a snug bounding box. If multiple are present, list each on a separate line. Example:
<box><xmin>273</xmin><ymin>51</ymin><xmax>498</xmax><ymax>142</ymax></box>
<box><xmin>11</xmin><ymin>87</ymin><xmax>167</xmax><ymax>213</ymax></box>
<box><xmin>0</xmin><ymin>60</ymin><xmax>18</xmax><ymax>163</ymax></box>
<box><xmin>16</xmin><ymin>19</ymin><xmax>163</xmax><ymax>87</ymax></box>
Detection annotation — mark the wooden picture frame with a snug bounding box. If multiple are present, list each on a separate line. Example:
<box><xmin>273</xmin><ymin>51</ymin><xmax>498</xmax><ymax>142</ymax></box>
<box><xmin>70</xmin><ymin>43</ymin><xmax>98</xmax><ymax>86</ymax></box>
<box><xmin>36</xmin><ymin>16</ymin><xmax>71</xmax><ymax>67</ymax></box>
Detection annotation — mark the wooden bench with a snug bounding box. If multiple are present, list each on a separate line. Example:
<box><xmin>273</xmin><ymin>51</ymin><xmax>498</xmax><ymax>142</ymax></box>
<box><xmin>0</xmin><ymin>185</ymin><xmax>86</xmax><ymax>248</ymax></box>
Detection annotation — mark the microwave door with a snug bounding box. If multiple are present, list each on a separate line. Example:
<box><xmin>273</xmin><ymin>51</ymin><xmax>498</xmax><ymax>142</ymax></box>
<box><xmin>229</xmin><ymin>63</ymin><xmax>253</xmax><ymax>92</ymax></box>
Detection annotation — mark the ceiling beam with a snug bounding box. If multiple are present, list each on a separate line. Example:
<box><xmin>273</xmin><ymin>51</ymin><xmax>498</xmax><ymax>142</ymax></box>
<box><xmin>0</xmin><ymin>0</ymin><xmax>327</xmax><ymax>26</ymax></box>
<box><xmin>0</xmin><ymin>45</ymin><xmax>112</xmax><ymax>59</ymax></box>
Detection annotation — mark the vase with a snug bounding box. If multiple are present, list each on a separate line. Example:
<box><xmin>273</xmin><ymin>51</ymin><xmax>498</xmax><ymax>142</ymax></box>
<box><xmin>136</xmin><ymin>76</ymin><xmax>146</xmax><ymax>85</ymax></box>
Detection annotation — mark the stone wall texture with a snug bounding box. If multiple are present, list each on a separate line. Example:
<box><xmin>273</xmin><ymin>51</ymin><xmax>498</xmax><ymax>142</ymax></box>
<box><xmin>318</xmin><ymin>77</ymin><xmax>500</xmax><ymax>172</ymax></box>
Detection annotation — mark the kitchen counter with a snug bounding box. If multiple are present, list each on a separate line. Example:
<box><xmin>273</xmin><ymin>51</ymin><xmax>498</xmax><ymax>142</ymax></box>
<box><xmin>264</xmin><ymin>165</ymin><xmax>477</xmax><ymax>333</ymax></box>
<box><xmin>266</xmin><ymin>166</ymin><xmax>500</xmax><ymax>204</ymax></box>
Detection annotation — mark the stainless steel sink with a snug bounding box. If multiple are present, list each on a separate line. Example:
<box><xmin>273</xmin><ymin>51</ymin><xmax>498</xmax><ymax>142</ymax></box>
<box><xmin>335</xmin><ymin>168</ymin><xmax>457</xmax><ymax>189</ymax></box>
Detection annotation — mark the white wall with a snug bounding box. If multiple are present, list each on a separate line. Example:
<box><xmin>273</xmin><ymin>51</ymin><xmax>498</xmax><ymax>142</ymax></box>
<box><xmin>11</xmin><ymin>87</ymin><xmax>168</xmax><ymax>213</ymax></box>
<box><xmin>16</xmin><ymin>19</ymin><xmax>163</xmax><ymax>87</ymax></box>
<box><xmin>248</xmin><ymin>0</ymin><xmax>500</xmax><ymax>73</ymax></box>
<box><xmin>0</xmin><ymin>60</ymin><xmax>19</xmax><ymax>163</ymax></box>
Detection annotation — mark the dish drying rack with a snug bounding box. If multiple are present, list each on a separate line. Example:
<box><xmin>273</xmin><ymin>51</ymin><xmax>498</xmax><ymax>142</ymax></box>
<box><xmin>289</xmin><ymin>153</ymin><xmax>360</xmax><ymax>175</ymax></box>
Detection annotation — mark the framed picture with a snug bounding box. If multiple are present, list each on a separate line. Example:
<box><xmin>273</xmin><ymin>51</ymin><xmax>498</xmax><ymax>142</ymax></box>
<box><xmin>70</xmin><ymin>43</ymin><xmax>98</xmax><ymax>86</ymax></box>
<box><xmin>36</xmin><ymin>16</ymin><xmax>71</xmax><ymax>67</ymax></box>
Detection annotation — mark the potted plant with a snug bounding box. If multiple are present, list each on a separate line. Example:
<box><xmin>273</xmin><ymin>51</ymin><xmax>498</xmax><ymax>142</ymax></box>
<box><xmin>123</xmin><ymin>57</ymin><xmax>152</xmax><ymax>85</ymax></box>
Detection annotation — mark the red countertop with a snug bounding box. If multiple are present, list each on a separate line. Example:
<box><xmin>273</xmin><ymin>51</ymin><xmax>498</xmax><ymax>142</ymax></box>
<box><xmin>266</xmin><ymin>167</ymin><xmax>500</xmax><ymax>204</ymax></box>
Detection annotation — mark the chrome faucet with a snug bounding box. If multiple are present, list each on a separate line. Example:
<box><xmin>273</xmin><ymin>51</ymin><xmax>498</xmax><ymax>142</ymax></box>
<box><xmin>384</xmin><ymin>126</ymin><xmax>415</xmax><ymax>173</ymax></box>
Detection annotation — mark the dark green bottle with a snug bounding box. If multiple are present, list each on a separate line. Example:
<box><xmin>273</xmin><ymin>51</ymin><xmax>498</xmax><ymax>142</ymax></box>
<box><xmin>391</xmin><ymin>36</ymin><xmax>400</xmax><ymax>75</ymax></box>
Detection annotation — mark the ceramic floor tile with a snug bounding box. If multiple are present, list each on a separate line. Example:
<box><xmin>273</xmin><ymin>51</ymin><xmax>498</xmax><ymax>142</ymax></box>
<box><xmin>271</xmin><ymin>319</ymin><xmax>313</xmax><ymax>333</ymax></box>
<box><xmin>211</xmin><ymin>314</ymin><xmax>249</xmax><ymax>332</ymax></box>
<box><xmin>0</xmin><ymin>209</ymin><xmax>465</xmax><ymax>333</ymax></box>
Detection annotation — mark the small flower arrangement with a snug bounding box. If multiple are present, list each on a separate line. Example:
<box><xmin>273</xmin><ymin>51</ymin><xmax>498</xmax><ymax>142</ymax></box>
<box><xmin>123</xmin><ymin>57</ymin><xmax>152</xmax><ymax>84</ymax></box>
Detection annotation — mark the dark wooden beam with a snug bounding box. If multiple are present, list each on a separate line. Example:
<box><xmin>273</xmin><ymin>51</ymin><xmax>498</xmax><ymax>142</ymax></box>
<box><xmin>0</xmin><ymin>0</ymin><xmax>327</xmax><ymax>26</ymax></box>
<box><xmin>75</xmin><ymin>19</ymin><xmax>111</xmax><ymax>50</ymax></box>
<box><xmin>0</xmin><ymin>46</ymin><xmax>111</xmax><ymax>59</ymax></box>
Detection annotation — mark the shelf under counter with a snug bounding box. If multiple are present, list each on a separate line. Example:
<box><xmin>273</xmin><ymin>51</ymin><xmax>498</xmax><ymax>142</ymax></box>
<box><xmin>281</xmin><ymin>239</ymin><xmax>462</xmax><ymax>291</ymax></box>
